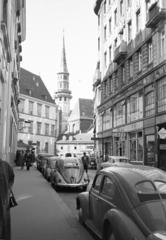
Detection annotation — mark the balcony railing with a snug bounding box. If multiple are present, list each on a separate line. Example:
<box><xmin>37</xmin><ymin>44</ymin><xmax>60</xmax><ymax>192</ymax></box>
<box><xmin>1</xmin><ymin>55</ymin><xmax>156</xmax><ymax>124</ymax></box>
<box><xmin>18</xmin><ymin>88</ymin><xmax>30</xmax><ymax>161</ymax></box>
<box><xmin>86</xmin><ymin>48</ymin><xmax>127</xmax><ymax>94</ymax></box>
<box><xmin>146</xmin><ymin>0</ymin><xmax>166</xmax><ymax>28</ymax></box>
<box><xmin>114</xmin><ymin>41</ymin><xmax>127</xmax><ymax>64</ymax></box>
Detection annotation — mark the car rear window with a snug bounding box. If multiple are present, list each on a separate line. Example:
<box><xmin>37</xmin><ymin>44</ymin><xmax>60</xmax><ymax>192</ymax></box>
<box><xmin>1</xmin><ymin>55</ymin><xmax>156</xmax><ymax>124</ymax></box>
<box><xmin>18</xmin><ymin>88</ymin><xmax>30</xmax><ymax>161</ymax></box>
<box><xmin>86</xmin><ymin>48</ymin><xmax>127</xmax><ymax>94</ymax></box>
<box><xmin>135</xmin><ymin>181</ymin><xmax>156</xmax><ymax>193</ymax></box>
<box><xmin>154</xmin><ymin>181</ymin><xmax>166</xmax><ymax>193</ymax></box>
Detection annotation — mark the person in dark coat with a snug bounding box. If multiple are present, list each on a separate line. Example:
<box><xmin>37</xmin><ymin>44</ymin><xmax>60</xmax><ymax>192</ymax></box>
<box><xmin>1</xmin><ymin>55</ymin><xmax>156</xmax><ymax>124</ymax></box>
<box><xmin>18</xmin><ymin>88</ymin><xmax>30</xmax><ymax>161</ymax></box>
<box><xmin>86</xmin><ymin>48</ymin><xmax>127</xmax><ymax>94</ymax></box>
<box><xmin>81</xmin><ymin>152</ymin><xmax>90</xmax><ymax>178</ymax></box>
<box><xmin>24</xmin><ymin>149</ymin><xmax>32</xmax><ymax>171</ymax></box>
<box><xmin>0</xmin><ymin>158</ymin><xmax>15</xmax><ymax>240</ymax></box>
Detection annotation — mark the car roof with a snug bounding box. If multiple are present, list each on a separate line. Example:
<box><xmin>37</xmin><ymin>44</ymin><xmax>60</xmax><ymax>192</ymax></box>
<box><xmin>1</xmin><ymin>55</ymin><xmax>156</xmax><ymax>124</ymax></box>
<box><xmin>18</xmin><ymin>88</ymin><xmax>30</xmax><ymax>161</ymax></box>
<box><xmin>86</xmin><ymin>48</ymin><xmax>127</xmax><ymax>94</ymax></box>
<box><xmin>100</xmin><ymin>162</ymin><xmax>131</xmax><ymax>168</ymax></box>
<box><xmin>101</xmin><ymin>165</ymin><xmax>166</xmax><ymax>187</ymax></box>
<box><xmin>108</xmin><ymin>156</ymin><xmax>129</xmax><ymax>159</ymax></box>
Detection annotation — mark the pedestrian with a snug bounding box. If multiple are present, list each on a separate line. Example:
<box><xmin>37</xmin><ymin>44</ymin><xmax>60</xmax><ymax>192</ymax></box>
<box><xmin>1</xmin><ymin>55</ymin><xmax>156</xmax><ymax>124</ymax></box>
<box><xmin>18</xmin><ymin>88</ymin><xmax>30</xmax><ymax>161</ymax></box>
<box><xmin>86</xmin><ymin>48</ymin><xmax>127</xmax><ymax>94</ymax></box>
<box><xmin>0</xmin><ymin>158</ymin><xmax>15</xmax><ymax>240</ymax></box>
<box><xmin>24</xmin><ymin>149</ymin><xmax>32</xmax><ymax>171</ymax></box>
<box><xmin>19</xmin><ymin>150</ymin><xmax>25</xmax><ymax>170</ymax></box>
<box><xmin>81</xmin><ymin>152</ymin><xmax>89</xmax><ymax>178</ymax></box>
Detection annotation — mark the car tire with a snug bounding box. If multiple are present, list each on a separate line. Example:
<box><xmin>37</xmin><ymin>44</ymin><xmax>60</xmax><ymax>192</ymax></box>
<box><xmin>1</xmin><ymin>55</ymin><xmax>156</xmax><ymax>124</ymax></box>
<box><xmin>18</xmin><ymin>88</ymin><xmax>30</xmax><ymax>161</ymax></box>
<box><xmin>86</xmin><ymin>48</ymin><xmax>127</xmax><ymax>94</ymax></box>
<box><xmin>78</xmin><ymin>208</ymin><xmax>84</xmax><ymax>225</ymax></box>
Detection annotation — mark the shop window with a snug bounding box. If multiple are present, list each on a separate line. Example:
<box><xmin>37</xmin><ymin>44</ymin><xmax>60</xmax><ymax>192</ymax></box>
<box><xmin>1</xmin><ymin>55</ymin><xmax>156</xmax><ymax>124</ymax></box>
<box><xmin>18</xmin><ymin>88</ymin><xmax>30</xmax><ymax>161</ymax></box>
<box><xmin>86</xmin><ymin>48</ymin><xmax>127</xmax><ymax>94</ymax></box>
<box><xmin>127</xmin><ymin>93</ymin><xmax>143</xmax><ymax>123</ymax></box>
<box><xmin>129</xmin><ymin>132</ymin><xmax>143</xmax><ymax>163</ymax></box>
<box><xmin>145</xmin><ymin>91</ymin><xmax>155</xmax><ymax>117</ymax></box>
<box><xmin>145</xmin><ymin>135</ymin><xmax>155</xmax><ymax>166</ymax></box>
<box><xmin>113</xmin><ymin>100</ymin><xmax>125</xmax><ymax>127</ymax></box>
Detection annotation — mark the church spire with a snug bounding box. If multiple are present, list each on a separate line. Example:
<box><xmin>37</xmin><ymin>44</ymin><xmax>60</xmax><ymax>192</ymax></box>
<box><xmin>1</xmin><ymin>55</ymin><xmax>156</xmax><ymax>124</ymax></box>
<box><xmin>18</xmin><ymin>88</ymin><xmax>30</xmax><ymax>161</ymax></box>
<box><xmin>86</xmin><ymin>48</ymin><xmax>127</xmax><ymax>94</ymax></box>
<box><xmin>59</xmin><ymin>32</ymin><xmax>68</xmax><ymax>73</ymax></box>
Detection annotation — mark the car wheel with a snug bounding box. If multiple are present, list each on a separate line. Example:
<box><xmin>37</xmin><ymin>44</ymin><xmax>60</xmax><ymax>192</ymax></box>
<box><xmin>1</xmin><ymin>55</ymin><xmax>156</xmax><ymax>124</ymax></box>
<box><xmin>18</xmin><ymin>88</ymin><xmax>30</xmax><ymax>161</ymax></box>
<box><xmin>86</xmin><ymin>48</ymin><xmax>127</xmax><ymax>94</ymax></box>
<box><xmin>78</xmin><ymin>208</ymin><xmax>84</xmax><ymax>225</ymax></box>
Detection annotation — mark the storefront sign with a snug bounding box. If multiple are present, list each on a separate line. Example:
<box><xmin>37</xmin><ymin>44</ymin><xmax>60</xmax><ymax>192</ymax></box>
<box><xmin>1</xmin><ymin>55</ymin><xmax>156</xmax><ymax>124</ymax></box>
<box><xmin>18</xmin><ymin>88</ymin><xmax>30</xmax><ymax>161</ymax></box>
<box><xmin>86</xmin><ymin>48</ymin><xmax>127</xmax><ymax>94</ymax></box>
<box><xmin>124</xmin><ymin>121</ymin><xmax>143</xmax><ymax>132</ymax></box>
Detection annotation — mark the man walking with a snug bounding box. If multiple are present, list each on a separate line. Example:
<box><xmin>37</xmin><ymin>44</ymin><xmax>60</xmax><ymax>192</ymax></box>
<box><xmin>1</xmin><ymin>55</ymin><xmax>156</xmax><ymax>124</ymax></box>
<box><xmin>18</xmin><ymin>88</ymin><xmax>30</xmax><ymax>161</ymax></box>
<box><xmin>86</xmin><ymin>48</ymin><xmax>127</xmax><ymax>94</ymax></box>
<box><xmin>81</xmin><ymin>152</ymin><xmax>89</xmax><ymax>179</ymax></box>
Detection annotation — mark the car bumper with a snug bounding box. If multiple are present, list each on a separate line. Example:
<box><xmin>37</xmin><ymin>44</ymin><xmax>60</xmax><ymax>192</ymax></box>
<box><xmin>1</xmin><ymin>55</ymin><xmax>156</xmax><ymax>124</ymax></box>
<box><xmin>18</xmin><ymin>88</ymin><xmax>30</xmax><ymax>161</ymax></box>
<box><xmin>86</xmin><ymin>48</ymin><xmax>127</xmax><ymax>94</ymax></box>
<box><xmin>55</xmin><ymin>182</ymin><xmax>89</xmax><ymax>188</ymax></box>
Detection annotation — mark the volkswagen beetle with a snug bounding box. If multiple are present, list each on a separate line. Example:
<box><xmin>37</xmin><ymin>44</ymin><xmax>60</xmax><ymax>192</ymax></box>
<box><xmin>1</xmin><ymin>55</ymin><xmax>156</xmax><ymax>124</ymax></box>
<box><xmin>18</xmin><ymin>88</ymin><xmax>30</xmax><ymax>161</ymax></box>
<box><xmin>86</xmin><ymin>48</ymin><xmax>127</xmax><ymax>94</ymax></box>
<box><xmin>76</xmin><ymin>165</ymin><xmax>166</xmax><ymax>240</ymax></box>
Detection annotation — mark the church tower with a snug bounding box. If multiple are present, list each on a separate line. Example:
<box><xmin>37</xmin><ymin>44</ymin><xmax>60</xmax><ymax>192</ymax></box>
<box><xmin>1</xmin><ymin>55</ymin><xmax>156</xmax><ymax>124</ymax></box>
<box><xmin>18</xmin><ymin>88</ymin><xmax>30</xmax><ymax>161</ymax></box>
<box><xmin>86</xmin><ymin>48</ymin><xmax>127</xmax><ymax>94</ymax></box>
<box><xmin>55</xmin><ymin>33</ymin><xmax>72</xmax><ymax>134</ymax></box>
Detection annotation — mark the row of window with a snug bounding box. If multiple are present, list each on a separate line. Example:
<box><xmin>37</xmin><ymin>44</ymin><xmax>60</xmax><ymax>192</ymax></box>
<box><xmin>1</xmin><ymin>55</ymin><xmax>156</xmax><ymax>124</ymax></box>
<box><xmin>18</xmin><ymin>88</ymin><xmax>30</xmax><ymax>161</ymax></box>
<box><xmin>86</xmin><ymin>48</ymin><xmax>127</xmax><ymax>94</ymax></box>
<box><xmin>19</xmin><ymin>121</ymin><xmax>56</xmax><ymax>137</ymax></box>
<box><xmin>102</xmin><ymin>30</ymin><xmax>166</xmax><ymax>96</ymax></box>
<box><xmin>19</xmin><ymin>99</ymin><xmax>53</xmax><ymax>119</ymax></box>
<box><xmin>97</xmin><ymin>78</ymin><xmax>166</xmax><ymax>132</ymax></box>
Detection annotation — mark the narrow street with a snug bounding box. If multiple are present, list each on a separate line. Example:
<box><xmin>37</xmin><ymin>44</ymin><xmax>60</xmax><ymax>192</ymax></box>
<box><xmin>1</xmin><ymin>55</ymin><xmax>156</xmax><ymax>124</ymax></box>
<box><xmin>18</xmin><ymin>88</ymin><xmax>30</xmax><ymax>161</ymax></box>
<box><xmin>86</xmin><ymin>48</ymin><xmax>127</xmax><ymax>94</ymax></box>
<box><xmin>11</xmin><ymin>167</ymin><xmax>96</xmax><ymax>240</ymax></box>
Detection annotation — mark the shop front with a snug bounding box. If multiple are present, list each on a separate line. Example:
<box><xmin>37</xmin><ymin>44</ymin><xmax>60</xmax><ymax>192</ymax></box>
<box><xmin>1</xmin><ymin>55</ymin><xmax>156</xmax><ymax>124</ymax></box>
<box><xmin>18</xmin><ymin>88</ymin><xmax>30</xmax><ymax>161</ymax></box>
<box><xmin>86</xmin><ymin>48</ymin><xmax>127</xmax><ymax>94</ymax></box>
<box><xmin>156</xmin><ymin>115</ymin><xmax>166</xmax><ymax>170</ymax></box>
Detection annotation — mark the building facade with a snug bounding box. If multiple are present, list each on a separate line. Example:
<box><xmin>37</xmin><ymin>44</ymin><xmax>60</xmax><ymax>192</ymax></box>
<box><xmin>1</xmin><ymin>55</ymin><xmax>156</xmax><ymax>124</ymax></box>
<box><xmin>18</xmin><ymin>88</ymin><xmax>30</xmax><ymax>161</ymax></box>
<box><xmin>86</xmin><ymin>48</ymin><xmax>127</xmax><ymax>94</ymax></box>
<box><xmin>93</xmin><ymin>0</ymin><xmax>166</xmax><ymax>168</ymax></box>
<box><xmin>56</xmin><ymin>131</ymin><xmax>94</xmax><ymax>157</ymax></box>
<box><xmin>67</xmin><ymin>98</ymin><xmax>94</xmax><ymax>134</ymax></box>
<box><xmin>18</xmin><ymin>68</ymin><xmax>59</xmax><ymax>155</ymax></box>
<box><xmin>0</xmin><ymin>0</ymin><xmax>26</xmax><ymax>163</ymax></box>
<box><xmin>55</xmin><ymin>34</ymin><xmax>72</xmax><ymax>134</ymax></box>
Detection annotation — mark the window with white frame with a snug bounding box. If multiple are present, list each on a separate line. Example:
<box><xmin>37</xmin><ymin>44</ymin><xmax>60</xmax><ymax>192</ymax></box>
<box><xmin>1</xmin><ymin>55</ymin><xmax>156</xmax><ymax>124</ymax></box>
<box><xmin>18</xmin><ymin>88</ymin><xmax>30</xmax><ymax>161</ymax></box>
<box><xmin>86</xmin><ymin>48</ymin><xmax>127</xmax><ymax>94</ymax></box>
<box><xmin>160</xmin><ymin>29</ymin><xmax>165</xmax><ymax>57</ymax></box>
<box><xmin>45</xmin><ymin>142</ymin><xmax>48</xmax><ymax>153</ymax></box>
<box><xmin>98</xmin><ymin>14</ymin><xmax>100</xmax><ymax>26</ymax></box>
<box><xmin>109</xmin><ymin>17</ymin><xmax>112</xmax><ymax>34</ymax></box>
<box><xmin>128</xmin><ymin>21</ymin><xmax>132</xmax><ymax>42</ymax></box>
<box><xmin>136</xmin><ymin>9</ymin><xmax>141</xmax><ymax>33</ymax></box>
<box><xmin>37</xmin><ymin>122</ymin><xmax>41</xmax><ymax>135</ymax></box>
<box><xmin>45</xmin><ymin>105</ymin><xmax>49</xmax><ymax>118</ymax></box>
<box><xmin>148</xmin><ymin>40</ymin><xmax>153</xmax><ymax>63</ymax></box>
<box><xmin>114</xmin><ymin>38</ymin><xmax>117</xmax><ymax>49</ymax></box>
<box><xmin>120</xmin><ymin>0</ymin><xmax>124</xmax><ymax>16</ymax></box>
<box><xmin>51</xmin><ymin>124</ymin><xmax>55</xmax><ymax>136</ymax></box>
<box><xmin>98</xmin><ymin>37</ymin><xmax>100</xmax><ymax>51</ymax></box>
<box><xmin>104</xmin><ymin>25</ymin><xmax>107</xmax><ymax>41</ymax></box>
<box><xmin>109</xmin><ymin>45</ymin><xmax>112</xmax><ymax>63</ymax></box>
<box><xmin>28</xmin><ymin>121</ymin><xmax>33</xmax><ymax>134</ymax></box>
<box><xmin>104</xmin><ymin>51</ymin><xmax>107</xmax><ymax>69</ymax></box>
<box><xmin>127</xmin><ymin>0</ymin><xmax>131</xmax><ymax>7</ymax></box>
<box><xmin>114</xmin><ymin>8</ymin><xmax>117</xmax><ymax>26</ymax></box>
<box><xmin>129</xmin><ymin>57</ymin><xmax>133</xmax><ymax>78</ymax></box>
<box><xmin>28</xmin><ymin>101</ymin><xmax>34</xmax><ymax>115</ymax></box>
<box><xmin>138</xmin><ymin>50</ymin><xmax>142</xmax><ymax>71</ymax></box>
<box><xmin>122</xmin><ymin>65</ymin><xmax>125</xmax><ymax>83</ymax></box>
<box><xmin>45</xmin><ymin>123</ymin><xmax>49</xmax><ymax>136</ymax></box>
<box><xmin>37</xmin><ymin>103</ymin><xmax>42</xmax><ymax>117</ymax></box>
<box><xmin>104</xmin><ymin>0</ymin><xmax>106</xmax><ymax>13</ymax></box>
<box><xmin>158</xmin><ymin>78</ymin><xmax>166</xmax><ymax>113</ymax></box>
<box><xmin>18</xmin><ymin>98</ymin><xmax>25</xmax><ymax>113</ymax></box>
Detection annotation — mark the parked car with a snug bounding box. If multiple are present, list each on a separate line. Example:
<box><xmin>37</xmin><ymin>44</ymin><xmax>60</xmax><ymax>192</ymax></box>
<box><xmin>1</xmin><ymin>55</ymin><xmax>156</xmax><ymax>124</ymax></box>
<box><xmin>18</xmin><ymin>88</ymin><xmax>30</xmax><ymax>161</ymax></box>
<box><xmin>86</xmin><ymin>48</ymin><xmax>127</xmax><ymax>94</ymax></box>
<box><xmin>51</xmin><ymin>157</ymin><xmax>89</xmax><ymax>191</ymax></box>
<box><xmin>89</xmin><ymin>156</ymin><xmax>97</xmax><ymax>169</ymax></box>
<box><xmin>44</xmin><ymin>156</ymin><xmax>60</xmax><ymax>181</ymax></box>
<box><xmin>76</xmin><ymin>165</ymin><xmax>166</xmax><ymax>240</ymax></box>
<box><xmin>100</xmin><ymin>155</ymin><xmax>130</xmax><ymax>169</ymax></box>
<box><xmin>36</xmin><ymin>153</ymin><xmax>54</xmax><ymax>172</ymax></box>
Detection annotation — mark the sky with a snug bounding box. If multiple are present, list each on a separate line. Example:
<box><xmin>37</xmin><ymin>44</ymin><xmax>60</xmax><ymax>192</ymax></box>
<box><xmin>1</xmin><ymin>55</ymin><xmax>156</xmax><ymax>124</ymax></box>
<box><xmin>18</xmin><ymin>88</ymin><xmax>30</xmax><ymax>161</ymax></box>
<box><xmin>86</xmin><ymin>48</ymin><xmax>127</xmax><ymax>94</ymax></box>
<box><xmin>21</xmin><ymin>0</ymin><xmax>98</xmax><ymax>108</ymax></box>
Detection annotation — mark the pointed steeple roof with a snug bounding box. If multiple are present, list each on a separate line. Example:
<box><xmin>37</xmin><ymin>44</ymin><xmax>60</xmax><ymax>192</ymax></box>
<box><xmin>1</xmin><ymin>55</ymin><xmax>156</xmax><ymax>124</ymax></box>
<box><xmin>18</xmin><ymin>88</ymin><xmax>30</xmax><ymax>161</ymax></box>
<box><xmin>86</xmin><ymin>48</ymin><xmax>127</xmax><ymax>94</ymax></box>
<box><xmin>59</xmin><ymin>32</ymin><xmax>68</xmax><ymax>74</ymax></box>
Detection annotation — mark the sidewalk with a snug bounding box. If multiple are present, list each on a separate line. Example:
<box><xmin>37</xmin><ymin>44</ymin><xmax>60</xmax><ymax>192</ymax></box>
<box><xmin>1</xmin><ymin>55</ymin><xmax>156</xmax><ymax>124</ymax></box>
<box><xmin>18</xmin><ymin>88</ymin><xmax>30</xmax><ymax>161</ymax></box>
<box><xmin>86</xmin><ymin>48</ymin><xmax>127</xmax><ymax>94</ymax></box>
<box><xmin>11</xmin><ymin>167</ymin><xmax>93</xmax><ymax>240</ymax></box>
